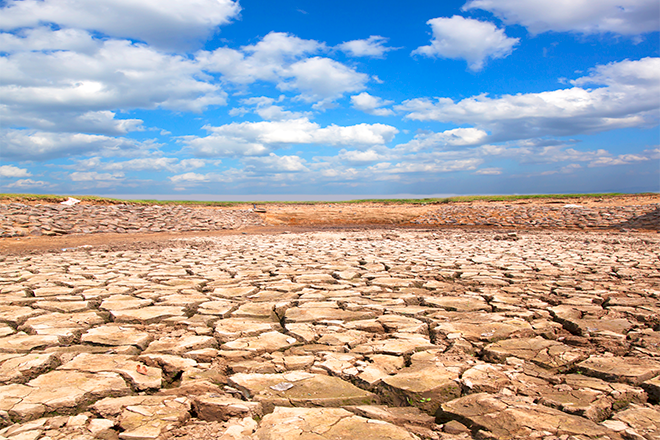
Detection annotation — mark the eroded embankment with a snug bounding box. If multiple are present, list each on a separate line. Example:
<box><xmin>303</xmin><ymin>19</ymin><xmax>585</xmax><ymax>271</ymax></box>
<box><xmin>1</xmin><ymin>198</ymin><xmax>658</xmax><ymax>239</ymax></box>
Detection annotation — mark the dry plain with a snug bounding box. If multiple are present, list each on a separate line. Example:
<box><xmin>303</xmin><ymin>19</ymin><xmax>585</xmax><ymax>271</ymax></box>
<box><xmin>0</xmin><ymin>195</ymin><xmax>659</xmax><ymax>440</ymax></box>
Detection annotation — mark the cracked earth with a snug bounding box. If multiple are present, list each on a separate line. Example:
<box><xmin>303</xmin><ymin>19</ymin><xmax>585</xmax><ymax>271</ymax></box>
<box><xmin>0</xmin><ymin>196</ymin><xmax>659</xmax><ymax>440</ymax></box>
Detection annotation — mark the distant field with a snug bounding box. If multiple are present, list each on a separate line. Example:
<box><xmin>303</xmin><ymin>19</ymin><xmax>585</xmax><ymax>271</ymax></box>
<box><xmin>2</xmin><ymin>192</ymin><xmax>657</xmax><ymax>206</ymax></box>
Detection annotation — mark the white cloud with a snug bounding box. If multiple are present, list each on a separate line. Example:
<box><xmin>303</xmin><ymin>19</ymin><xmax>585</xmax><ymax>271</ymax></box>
<box><xmin>474</xmin><ymin>141</ymin><xmax>660</xmax><ymax>171</ymax></box>
<box><xmin>396</xmin><ymin>128</ymin><xmax>489</xmax><ymax>152</ymax></box>
<box><xmin>242</xmin><ymin>31</ymin><xmax>324</xmax><ymax>61</ymax></box>
<box><xmin>474</xmin><ymin>167</ymin><xmax>502</xmax><ymax>175</ymax></box>
<box><xmin>588</xmin><ymin>153</ymin><xmax>651</xmax><ymax>167</ymax></box>
<box><xmin>69</xmin><ymin>171</ymin><xmax>125</xmax><ymax>181</ymax></box>
<box><xmin>169</xmin><ymin>170</ymin><xmax>240</xmax><ymax>186</ymax></box>
<box><xmin>281</xmin><ymin>57</ymin><xmax>369</xmax><ymax>102</ymax></box>
<box><xmin>397</xmin><ymin>57</ymin><xmax>660</xmax><ymax>141</ymax></box>
<box><xmin>463</xmin><ymin>0</ymin><xmax>660</xmax><ymax>35</ymax></box>
<box><xmin>239</xmin><ymin>96</ymin><xmax>311</xmax><ymax>121</ymax></box>
<box><xmin>169</xmin><ymin>172</ymin><xmax>211</xmax><ymax>184</ymax></box>
<box><xmin>0</xmin><ymin>105</ymin><xmax>145</xmax><ymax>137</ymax></box>
<box><xmin>199</xmin><ymin>32</ymin><xmax>324</xmax><ymax>85</ymax></box>
<box><xmin>93</xmin><ymin>157</ymin><xmax>209</xmax><ymax>173</ymax></box>
<box><xmin>0</xmin><ymin>0</ymin><xmax>240</xmax><ymax>50</ymax></box>
<box><xmin>254</xmin><ymin>104</ymin><xmax>310</xmax><ymax>121</ymax></box>
<box><xmin>527</xmin><ymin>163</ymin><xmax>583</xmax><ymax>177</ymax></box>
<box><xmin>2</xmin><ymin>30</ymin><xmax>371</xmax><ymax>135</ymax></box>
<box><xmin>4</xmin><ymin>178</ymin><xmax>48</xmax><ymax>188</ymax></box>
<box><xmin>476</xmin><ymin>143</ymin><xmax>613</xmax><ymax>164</ymax></box>
<box><xmin>412</xmin><ymin>16</ymin><xmax>519</xmax><ymax>71</ymax></box>
<box><xmin>241</xmin><ymin>97</ymin><xmax>278</xmax><ymax>107</ymax></box>
<box><xmin>73</xmin><ymin>111</ymin><xmax>144</xmax><ymax>134</ymax></box>
<box><xmin>337</xmin><ymin>149</ymin><xmax>390</xmax><ymax>164</ymax></box>
<box><xmin>1</xmin><ymin>129</ymin><xmax>159</xmax><ymax>161</ymax></box>
<box><xmin>0</xmin><ymin>27</ymin><xmax>98</xmax><ymax>53</ymax></box>
<box><xmin>350</xmin><ymin>92</ymin><xmax>394</xmax><ymax>116</ymax></box>
<box><xmin>198</xmin><ymin>32</ymin><xmax>367</xmax><ymax>104</ymax></box>
<box><xmin>560</xmin><ymin>164</ymin><xmax>582</xmax><ymax>173</ymax></box>
<box><xmin>338</xmin><ymin>36</ymin><xmax>395</xmax><ymax>58</ymax></box>
<box><xmin>571</xmin><ymin>57</ymin><xmax>659</xmax><ymax>88</ymax></box>
<box><xmin>317</xmin><ymin>166</ymin><xmax>361</xmax><ymax>180</ymax></box>
<box><xmin>0</xmin><ymin>32</ymin><xmax>227</xmax><ymax>136</ymax></box>
<box><xmin>0</xmin><ymin>165</ymin><xmax>31</xmax><ymax>178</ymax></box>
<box><xmin>186</xmin><ymin>118</ymin><xmax>398</xmax><ymax>157</ymax></box>
<box><xmin>243</xmin><ymin>153</ymin><xmax>309</xmax><ymax>173</ymax></box>
<box><xmin>177</xmin><ymin>159</ymin><xmax>210</xmax><ymax>171</ymax></box>
<box><xmin>343</xmin><ymin>137</ymin><xmax>649</xmax><ymax>186</ymax></box>
<box><xmin>380</xmin><ymin>158</ymin><xmax>484</xmax><ymax>174</ymax></box>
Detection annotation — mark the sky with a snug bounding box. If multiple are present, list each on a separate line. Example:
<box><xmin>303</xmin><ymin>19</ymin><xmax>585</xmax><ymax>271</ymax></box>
<box><xmin>0</xmin><ymin>0</ymin><xmax>659</xmax><ymax>200</ymax></box>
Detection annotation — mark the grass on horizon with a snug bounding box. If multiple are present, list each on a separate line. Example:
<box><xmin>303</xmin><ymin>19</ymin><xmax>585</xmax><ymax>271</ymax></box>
<box><xmin>1</xmin><ymin>192</ymin><xmax>656</xmax><ymax>206</ymax></box>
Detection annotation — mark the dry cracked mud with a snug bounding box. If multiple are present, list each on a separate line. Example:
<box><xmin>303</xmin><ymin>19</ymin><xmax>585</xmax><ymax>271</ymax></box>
<box><xmin>0</xmin><ymin>197</ymin><xmax>659</xmax><ymax>440</ymax></box>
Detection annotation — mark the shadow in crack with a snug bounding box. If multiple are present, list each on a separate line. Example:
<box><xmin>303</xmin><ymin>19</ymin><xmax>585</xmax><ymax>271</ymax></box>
<box><xmin>613</xmin><ymin>206</ymin><xmax>660</xmax><ymax>230</ymax></box>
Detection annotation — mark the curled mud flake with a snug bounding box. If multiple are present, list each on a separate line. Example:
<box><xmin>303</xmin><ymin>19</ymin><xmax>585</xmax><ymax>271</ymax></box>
<box><xmin>270</xmin><ymin>382</ymin><xmax>294</xmax><ymax>392</ymax></box>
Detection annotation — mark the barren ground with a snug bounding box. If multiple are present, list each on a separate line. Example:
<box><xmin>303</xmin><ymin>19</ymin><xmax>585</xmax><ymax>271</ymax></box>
<box><xmin>2</xmin><ymin>193</ymin><xmax>658</xmax><ymax>255</ymax></box>
<box><xmin>0</xmin><ymin>194</ymin><xmax>658</xmax><ymax>440</ymax></box>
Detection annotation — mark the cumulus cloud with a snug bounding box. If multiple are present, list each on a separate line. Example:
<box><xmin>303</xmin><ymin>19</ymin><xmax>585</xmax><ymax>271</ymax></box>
<box><xmin>169</xmin><ymin>172</ymin><xmax>212</xmax><ymax>184</ymax></box>
<box><xmin>413</xmin><ymin>16</ymin><xmax>519</xmax><ymax>71</ymax></box>
<box><xmin>238</xmin><ymin>96</ymin><xmax>311</xmax><ymax>121</ymax></box>
<box><xmin>169</xmin><ymin>170</ymin><xmax>241</xmax><ymax>187</ymax></box>
<box><xmin>571</xmin><ymin>57</ymin><xmax>659</xmax><ymax>88</ymax></box>
<box><xmin>463</xmin><ymin>0</ymin><xmax>660</xmax><ymax>35</ymax></box>
<box><xmin>199</xmin><ymin>33</ymin><xmax>368</xmax><ymax>104</ymax></box>
<box><xmin>0</xmin><ymin>0</ymin><xmax>240</xmax><ymax>50</ymax></box>
<box><xmin>4</xmin><ymin>179</ymin><xmax>48</xmax><ymax>188</ymax></box>
<box><xmin>473</xmin><ymin>141</ymin><xmax>660</xmax><ymax>171</ymax></box>
<box><xmin>2</xmin><ymin>29</ymin><xmax>371</xmax><ymax>137</ymax></box>
<box><xmin>71</xmin><ymin>112</ymin><xmax>144</xmax><ymax>135</ymax></box>
<box><xmin>397</xmin><ymin>57</ymin><xmax>660</xmax><ymax>141</ymax></box>
<box><xmin>396</xmin><ymin>128</ymin><xmax>489</xmax><ymax>152</ymax></box>
<box><xmin>379</xmin><ymin>158</ymin><xmax>484</xmax><ymax>175</ymax></box>
<box><xmin>243</xmin><ymin>153</ymin><xmax>309</xmax><ymax>173</ymax></box>
<box><xmin>75</xmin><ymin>157</ymin><xmax>210</xmax><ymax>173</ymax></box>
<box><xmin>69</xmin><ymin>171</ymin><xmax>125</xmax><ymax>182</ymax></box>
<box><xmin>338</xmin><ymin>36</ymin><xmax>395</xmax><ymax>58</ymax></box>
<box><xmin>588</xmin><ymin>152</ymin><xmax>653</xmax><ymax>167</ymax></box>
<box><xmin>1</xmin><ymin>129</ymin><xmax>159</xmax><ymax>161</ymax></box>
<box><xmin>336</xmin><ymin>149</ymin><xmax>390</xmax><ymax>164</ymax></box>
<box><xmin>0</xmin><ymin>109</ymin><xmax>144</xmax><ymax>136</ymax></box>
<box><xmin>0</xmin><ymin>165</ymin><xmax>31</xmax><ymax>178</ymax></box>
<box><xmin>473</xmin><ymin>167</ymin><xmax>502</xmax><ymax>175</ymax></box>
<box><xmin>254</xmin><ymin>104</ymin><xmax>310</xmax><ymax>121</ymax></box>
<box><xmin>350</xmin><ymin>92</ymin><xmax>394</xmax><ymax>116</ymax></box>
<box><xmin>301</xmin><ymin>135</ymin><xmax>653</xmax><ymax>188</ymax></box>
<box><xmin>199</xmin><ymin>32</ymin><xmax>324</xmax><ymax>85</ymax></box>
<box><xmin>0</xmin><ymin>27</ymin><xmax>98</xmax><ymax>53</ymax></box>
<box><xmin>0</xmin><ymin>32</ymin><xmax>227</xmax><ymax>138</ymax></box>
<box><xmin>186</xmin><ymin>118</ymin><xmax>398</xmax><ymax>157</ymax></box>
<box><xmin>281</xmin><ymin>57</ymin><xmax>369</xmax><ymax>103</ymax></box>
<box><xmin>476</xmin><ymin>143</ymin><xmax>613</xmax><ymax>164</ymax></box>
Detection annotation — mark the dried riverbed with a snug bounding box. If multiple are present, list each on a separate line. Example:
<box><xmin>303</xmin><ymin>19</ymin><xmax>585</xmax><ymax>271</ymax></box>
<box><xmin>0</xmin><ymin>199</ymin><xmax>659</xmax><ymax>439</ymax></box>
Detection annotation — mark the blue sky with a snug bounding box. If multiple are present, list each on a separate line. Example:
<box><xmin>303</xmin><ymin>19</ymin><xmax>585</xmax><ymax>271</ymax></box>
<box><xmin>0</xmin><ymin>0</ymin><xmax>658</xmax><ymax>200</ymax></box>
